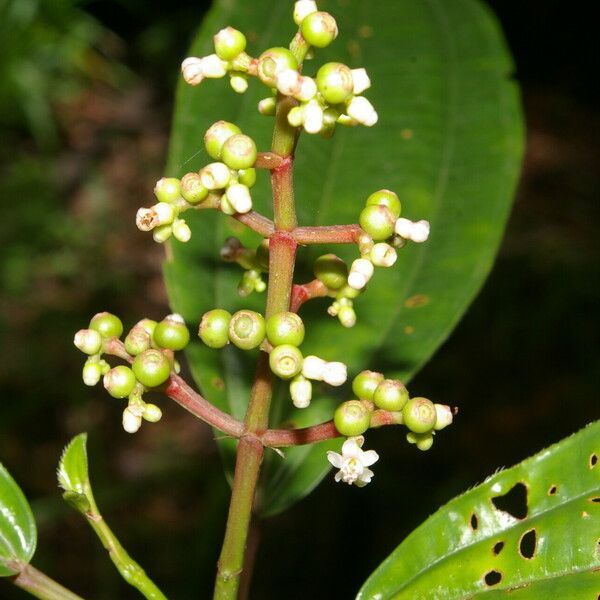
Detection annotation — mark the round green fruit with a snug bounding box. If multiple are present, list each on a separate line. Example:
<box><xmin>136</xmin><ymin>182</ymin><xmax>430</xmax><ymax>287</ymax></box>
<box><xmin>269</xmin><ymin>344</ymin><xmax>303</xmax><ymax>379</ymax></box>
<box><xmin>199</xmin><ymin>309</ymin><xmax>232</xmax><ymax>349</ymax></box>
<box><xmin>89</xmin><ymin>312</ymin><xmax>123</xmax><ymax>339</ymax></box>
<box><xmin>372</xmin><ymin>379</ymin><xmax>409</xmax><ymax>411</ymax></box>
<box><xmin>228</xmin><ymin>310</ymin><xmax>266</xmax><ymax>350</ymax></box>
<box><xmin>334</xmin><ymin>400</ymin><xmax>371</xmax><ymax>437</ymax></box>
<box><xmin>132</xmin><ymin>349</ymin><xmax>171</xmax><ymax>388</ymax></box>
<box><xmin>152</xmin><ymin>315</ymin><xmax>190</xmax><ymax>351</ymax></box>
<box><xmin>266</xmin><ymin>312</ymin><xmax>305</xmax><ymax>347</ymax></box>
<box><xmin>365</xmin><ymin>189</ymin><xmax>401</xmax><ymax>219</ymax></box>
<box><xmin>359</xmin><ymin>205</ymin><xmax>396</xmax><ymax>241</ymax></box>
<box><xmin>352</xmin><ymin>370</ymin><xmax>384</xmax><ymax>401</ymax></box>
<box><xmin>403</xmin><ymin>397</ymin><xmax>437</xmax><ymax>434</ymax></box>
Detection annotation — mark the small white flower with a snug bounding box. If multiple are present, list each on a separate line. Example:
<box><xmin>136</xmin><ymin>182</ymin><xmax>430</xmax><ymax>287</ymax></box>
<box><xmin>395</xmin><ymin>218</ymin><xmax>430</xmax><ymax>243</ymax></box>
<box><xmin>322</xmin><ymin>361</ymin><xmax>347</xmax><ymax>386</ymax></box>
<box><xmin>351</xmin><ymin>68</ymin><xmax>371</xmax><ymax>95</ymax></box>
<box><xmin>181</xmin><ymin>57</ymin><xmax>205</xmax><ymax>85</ymax></box>
<box><xmin>302</xmin><ymin>355</ymin><xmax>326</xmax><ymax>380</ymax></box>
<box><xmin>200</xmin><ymin>54</ymin><xmax>228</xmax><ymax>78</ymax></box>
<box><xmin>346</xmin><ymin>96</ymin><xmax>378</xmax><ymax>127</ymax></box>
<box><xmin>347</xmin><ymin>258</ymin><xmax>374</xmax><ymax>290</ymax></box>
<box><xmin>327</xmin><ymin>436</ymin><xmax>379</xmax><ymax>487</ymax></box>
<box><xmin>225</xmin><ymin>183</ymin><xmax>253</xmax><ymax>213</ymax></box>
<box><xmin>290</xmin><ymin>375</ymin><xmax>312</xmax><ymax>408</ymax></box>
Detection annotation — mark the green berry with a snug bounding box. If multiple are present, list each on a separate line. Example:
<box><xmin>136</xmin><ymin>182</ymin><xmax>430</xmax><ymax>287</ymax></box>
<box><xmin>352</xmin><ymin>370</ymin><xmax>384</xmax><ymax>401</ymax></box>
<box><xmin>407</xmin><ymin>431</ymin><xmax>435</xmax><ymax>451</ymax></box>
<box><xmin>213</xmin><ymin>27</ymin><xmax>247</xmax><ymax>61</ymax></box>
<box><xmin>181</xmin><ymin>173</ymin><xmax>209</xmax><ymax>204</ymax></box>
<box><xmin>221</xmin><ymin>134</ymin><xmax>257</xmax><ymax>170</ymax></box>
<box><xmin>154</xmin><ymin>177</ymin><xmax>181</xmax><ymax>204</ymax></box>
<box><xmin>300</xmin><ymin>11</ymin><xmax>338</xmax><ymax>48</ymax></box>
<box><xmin>89</xmin><ymin>312</ymin><xmax>123</xmax><ymax>339</ymax></box>
<box><xmin>228</xmin><ymin>310</ymin><xmax>266</xmax><ymax>350</ymax></box>
<box><xmin>365</xmin><ymin>189</ymin><xmax>401</xmax><ymax>219</ymax></box>
<box><xmin>372</xmin><ymin>379</ymin><xmax>409</xmax><ymax>411</ymax></box>
<box><xmin>316</xmin><ymin>62</ymin><xmax>353</xmax><ymax>104</ymax></box>
<box><xmin>199</xmin><ymin>309</ymin><xmax>232</xmax><ymax>349</ymax></box>
<box><xmin>359</xmin><ymin>205</ymin><xmax>396</xmax><ymax>241</ymax></box>
<box><xmin>403</xmin><ymin>397</ymin><xmax>437</xmax><ymax>434</ymax></box>
<box><xmin>74</xmin><ymin>329</ymin><xmax>103</xmax><ymax>355</ymax></box>
<box><xmin>103</xmin><ymin>366</ymin><xmax>137</xmax><ymax>399</ymax></box>
<box><xmin>238</xmin><ymin>168</ymin><xmax>257</xmax><ymax>188</ymax></box>
<box><xmin>334</xmin><ymin>400</ymin><xmax>371</xmax><ymax>437</ymax></box>
<box><xmin>314</xmin><ymin>254</ymin><xmax>348</xmax><ymax>290</ymax></box>
<box><xmin>269</xmin><ymin>344</ymin><xmax>303</xmax><ymax>379</ymax></box>
<box><xmin>266</xmin><ymin>312</ymin><xmax>305</xmax><ymax>347</ymax></box>
<box><xmin>152</xmin><ymin>314</ymin><xmax>190</xmax><ymax>351</ymax></box>
<box><xmin>257</xmin><ymin>47</ymin><xmax>298</xmax><ymax>87</ymax></box>
<box><xmin>204</xmin><ymin>120</ymin><xmax>242</xmax><ymax>160</ymax></box>
<box><xmin>124</xmin><ymin>325</ymin><xmax>151</xmax><ymax>356</ymax></box>
<box><xmin>132</xmin><ymin>349</ymin><xmax>171</xmax><ymax>388</ymax></box>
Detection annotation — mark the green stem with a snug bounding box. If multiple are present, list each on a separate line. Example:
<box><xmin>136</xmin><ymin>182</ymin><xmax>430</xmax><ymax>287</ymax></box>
<box><xmin>10</xmin><ymin>564</ymin><xmax>83</xmax><ymax>600</ymax></box>
<box><xmin>213</xmin><ymin>95</ymin><xmax>299</xmax><ymax>600</ymax></box>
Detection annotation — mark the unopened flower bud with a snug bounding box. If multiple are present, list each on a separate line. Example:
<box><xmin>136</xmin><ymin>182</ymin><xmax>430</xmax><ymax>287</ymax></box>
<box><xmin>359</xmin><ymin>204</ymin><xmax>396</xmax><ymax>241</ymax></box>
<box><xmin>124</xmin><ymin>325</ymin><xmax>151</xmax><ymax>356</ymax></box>
<box><xmin>434</xmin><ymin>404</ymin><xmax>453</xmax><ymax>431</ymax></box>
<box><xmin>132</xmin><ymin>349</ymin><xmax>171</xmax><ymax>388</ymax></box>
<box><xmin>181</xmin><ymin>57</ymin><xmax>205</xmax><ymax>85</ymax></box>
<box><xmin>348</xmin><ymin>258</ymin><xmax>374</xmax><ymax>290</ymax></box>
<box><xmin>346</xmin><ymin>96</ymin><xmax>378</xmax><ymax>126</ymax></box>
<box><xmin>199</xmin><ymin>309</ymin><xmax>232</xmax><ymax>348</ymax></box>
<box><xmin>314</xmin><ymin>253</ymin><xmax>348</xmax><ymax>290</ymax></box>
<box><xmin>395</xmin><ymin>218</ymin><xmax>430</xmax><ymax>243</ymax></box>
<box><xmin>276</xmin><ymin>68</ymin><xmax>301</xmax><ymax>95</ymax></box>
<box><xmin>181</xmin><ymin>173</ymin><xmax>208</xmax><ymax>204</ymax></box>
<box><xmin>293</xmin><ymin>0</ymin><xmax>318</xmax><ymax>25</ymax></box>
<box><xmin>407</xmin><ymin>431</ymin><xmax>435</xmax><ymax>451</ymax></box>
<box><xmin>334</xmin><ymin>400</ymin><xmax>371</xmax><ymax>437</ymax></box>
<box><xmin>269</xmin><ymin>344</ymin><xmax>303</xmax><ymax>379</ymax></box>
<box><xmin>258</xmin><ymin>97</ymin><xmax>277</xmax><ymax>116</ymax></box>
<box><xmin>300</xmin><ymin>11</ymin><xmax>338</xmax><ymax>48</ymax></box>
<box><xmin>228</xmin><ymin>310</ymin><xmax>266</xmax><ymax>350</ymax></box>
<box><xmin>201</xmin><ymin>53</ymin><xmax>227</xmax><ymax>78</ymax></box>
<box><xmin>287</xmin><ymin>105</ymin><xmax>305</xmax><ymax>128</ymax></box>
<box><xmin>142</xmin><ymin>403</ymin><xmax>163</xmax><ymax>423</ymax></box>
<box><xmin>238</xmin><ymin>168</ymin><xmax>256</xmax><ymax>188</ymax></box>
<box><xmin>358</xmin><ymin>232</ymin><xmax>374</xmax><ymax>257</ymax></box>
<box><xmin>74</xmin><ymin>329</ymin><xmax>103</xmax><ymax>355</ymax></box>
<box><xmin>82</xmin><ymin>362</ymin><xmax>102</xmax><ymax>386</ymax></box>
<box><xmin>257</xmin><ymin>47</ymin><xmax>298</xmax><ymax>87</ymax></box>
<box><xmin>224</xmin><ymin>183</ymin><xmax>252</xmax><ymax>214</ymax></box>
<box><xmin>373</xmin><ymin>379</ymin><xmax>409</xmax><ymax>411</ymax></box>
<box><xmin>370</xmin><ymin>242</ymin><xmax>397</xmax><ymax>267</ymax></box>
<box><xmin>204</xmin><ymin>120</ymin><xmax>242</xmax><ymax>160</ymax></box>
<box><xmin>323</xmin><ymin>361</ymin><xmax>347</xmax><ymax>386</ymax></box>
<box><xmin>337</xmin><ymin>305</ymin><xmax>356</xmax><ymax>328</ymax></box>
<box><xmin>316</xmin><ymin>62</ymin><xmax>354</xmax><ymax>104</ymax></box>
<box><xmin>301</xmin><ymin>355</ymin><xmax>326</xmax><ymax>380</ymax></box>
<box><xmin>214</xmin><ymin>27</ymin><xmax>247</xmax><ymax>61</ymax></box>
<box><xmin>89</xmin><ymin>312</ymin><xmax>123</xmax><ymax>339</ymax></box>
<box><xmin>153</xmin><ymin>314</ymin><xmax>190</xmax><ymax>351</ymax></box>
<box><xmin>172</xmin><ymin>219</ymin><xmax>192</xmax><ymax>243</ymax></box>
<box><xmin>303</xmin><ymin>99</ymin><xmax>323</xmax><ymax>134</ymax></box>
<box><xmin>221</xmin><ymin>134</ymin><xmax>257</xmax><ymax>170</ymax></box>
<box><xmin>403</xmin><ymin>397</ymin><xmax>437</xmax><ymax>434</ymax></box>
<box><xmin>220</xmin><ymin>236</ymin><xmax>243</xmax><ymax>261</ymax></box>
<box><xmin>103</xmin><ymin>365</ymin><xmax>137</xmax><ymax>399</ymax></box>
<box><xmin>366</xmin><ymin>189</ymin><xmax>401</xmax><ymax>219</ymax></box>
<box><xmin>229</xmin><ymin>73</ymin><xmax>248</xmax><ymax>93</ymax></box>
<box><xmin>351</xmin><ymin>68</ymin><xmax>371</xmax><ymax>95</ymax></box>
<box><xmin>290</xmin><ymin>375</ymin><xmax>312</xmax><ymax>408</ymax></box>
<box><xmin>352</xmin><ymin>370</ymin><xmax>384</xmax><ymax>401</ymax></box>
<box><xmin>152</xmin><ymin>224</ymin><xmax>172</xmax><ymax>243</ymax></box>
<box><xmin>200</xmin><ymin>162</ymin><xmax>231</xmax><ymax>190</ymax></box>
<box><xmin>122</xmin><ymin>407</ymin><xmax>142</xmax><ymax>433</ymax></box>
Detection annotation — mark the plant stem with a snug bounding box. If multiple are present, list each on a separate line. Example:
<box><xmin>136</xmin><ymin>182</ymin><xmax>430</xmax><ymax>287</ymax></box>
<box><xmin>292</xmin><ymin>223</ymin><xmax>362</xmax><ymax>244</ymax></box>
<box><xmin>10</xmin><ymin>564</ymin><xmax>83</xmax><ymax>600</ymax></box>
<box><xmin>213</xmin><ymin>94</ymin><xmax>299</xmax><ymax>600</ymax></box>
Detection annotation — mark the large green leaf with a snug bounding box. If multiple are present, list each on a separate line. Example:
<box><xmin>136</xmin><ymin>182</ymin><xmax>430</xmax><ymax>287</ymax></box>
<box><xmin>358</xmin><ymin>421</ymin><xmax>600</xmax><ymax>599</ymax></box>
<box><xmin>164</xmin><ymin>0</ymin><xmax>524</xmax><ymax>513</ymax></box>
<box><xmin>0</xmin><ymin>463</ymin><xmax>37</xmax><ymax>577</ymax></box>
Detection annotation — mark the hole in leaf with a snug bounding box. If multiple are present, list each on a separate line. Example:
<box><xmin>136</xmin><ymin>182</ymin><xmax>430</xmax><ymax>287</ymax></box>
<box><xmin>493</xmin><ymin>541</ymin><xmax>504</xmax><ymax>555</ymax></box>
<box><xmin>470</xmin><ymin>513</ymin><xmax>478</xmax><ymax>530</ymax></box>
<box><xmin>590</xmin><ymin>453</ymin><xmax>598</xmax><ymax>468</ymax></box>
<box><xmin>519</xmin><ymin>529</ymin><xmax>537</xmax><ymax>559</ymax></box>
<box><xmin>492</xmin><ymin>482</ymin><xmax>528</xmax><ymax>519</ymax></box>
<box><xmin>484</xmin><ymin>570</ymin><xmax>502</xmax><ymax>586</ymax></box>
<box><xmin>548</xmin><ymin>485</ymin><xmax>558</xmax><ymax>496</ymax></box>
<box><xmin>589</xmin><ymin>497</ymin><xmax>600</xmax><ymax>503</ymax></box>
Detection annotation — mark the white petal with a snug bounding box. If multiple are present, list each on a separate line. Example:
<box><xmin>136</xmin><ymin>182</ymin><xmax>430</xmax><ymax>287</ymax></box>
<box><xmin>360</xmin><ymin>449</ymin><xmax>379</xmax><ymax>467</ymax></box>
<box><xmin>327</xmin><ymin>451</ymin><xmax>343</xmax><ymax>468</ymax></box>
<box><xmin>334</xmin><ymin>470</ymin><xmax>343</xmax><ymax>482</ymax></box>
<box><xmin>341</xmin><ymin>436</ymin><xmax>362</xmax><ymax>458</ymax></box>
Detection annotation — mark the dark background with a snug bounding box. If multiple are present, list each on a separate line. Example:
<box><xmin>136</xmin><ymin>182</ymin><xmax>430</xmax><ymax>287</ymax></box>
<box><xmin>0</xmin><ymin>0</ymin><xmax>598</xmax><ymax>598</ymax></box>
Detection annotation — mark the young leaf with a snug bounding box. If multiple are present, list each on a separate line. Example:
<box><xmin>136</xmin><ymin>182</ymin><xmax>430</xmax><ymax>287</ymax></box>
<box><xmin>164</xmin><ymin>0</ymin><xmax>524</xmax><ymax>513</ymax></box>
<box><xmin>57</xmin><ymin>432</ymin><xmax>94</xmax><ymax>514</ymax></box>
<box><xmin>357</xmin><ymin>421</ymin><xmax>600</xmax><ymax>599</ymax></box>
<box><xmin>0</xmin><ymin>463</ymin><xmax>37</xmax><ymax>577</ymax></box>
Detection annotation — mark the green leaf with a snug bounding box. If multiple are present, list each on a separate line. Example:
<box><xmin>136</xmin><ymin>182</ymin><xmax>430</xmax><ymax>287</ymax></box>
<box><xmin>0</xmin><ymin>463</ymin><xmax>37</xmax><ymax>577</ymax></box>
<box><xmin>57</xmin><ymin>432</ymin><xmax>93</xmax><ymax>514</ymax></box>
<box><xmin>164</xmin><ymin>0</ymin><xmax>524</xmax><ymax>513</ymax></box>
<box><xmin>357</xmin><ymin>421</ymin><xmax>600</xmax><ymax>599</ymax></box>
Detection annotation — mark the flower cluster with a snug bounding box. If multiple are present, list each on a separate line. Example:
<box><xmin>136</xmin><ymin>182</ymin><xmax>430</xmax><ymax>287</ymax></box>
<box><xmin>74</xmin><ymin>312</ymin><xmax>191</xmax><ymax>433</ymax></box>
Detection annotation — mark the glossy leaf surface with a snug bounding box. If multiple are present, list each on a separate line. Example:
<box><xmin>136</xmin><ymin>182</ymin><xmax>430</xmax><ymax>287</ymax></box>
<box><xmin>164</xmin><ymin>0</ymin><xmax>524</xmax><ymax>514</ymax></box>
<box><xmin>0</xmin><ymin>463</ymin><xmax>37</xmax><ymax>577</ymax></box>
<box><xmin>358</xmin><ymin>421</ymin><xmax>600</xmax><ymax>599</ymax></box>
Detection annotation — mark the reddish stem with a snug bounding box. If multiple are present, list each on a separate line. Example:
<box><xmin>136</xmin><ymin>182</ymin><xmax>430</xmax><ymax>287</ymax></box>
<box><xmin>233</xmin><ymin>211</ymin><xmax>275</xmax><ymax>237</ymax></box>
<box><xmin>292</xmin><ymin>223</ymin><xmax>362</xmax><ymax>245</ymax></box>
<box><xmin>290</xmin><ymin>279</ymin><xmax>329</xmax><ymax>312</ymax></box>
<box><xmin>255</xmin><ymin>152</ymin><xmax>284</xmax><ymax>169</ymax></box>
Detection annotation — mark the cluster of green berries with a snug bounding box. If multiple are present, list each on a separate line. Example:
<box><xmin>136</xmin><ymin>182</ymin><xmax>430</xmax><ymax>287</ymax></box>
<box><xmin>220</xmin><ymin>237</ymin><xmax>269</xmax><ymax>297</ymax></box>
<box><xmin>74</xmin><ymin>312</ymin><xmax>191</xmax><ymax>433</ymax></box>
<box><xmin>135</xmin><ymin>121</ymin><xmax>258</xmax><ymax>244</ymax></box>
<box><xmin>181</xmin><ymin>1</ymin><xmax>377</xmax><ymax>137</ymax></box>
<box><xmin>332</xmin><ymin>370</ymin><xmax>453</xmax><ymax>451</ymax></box>
<box><xmin>199</xmin><ymin>308</ymin><xmax>347</xmax><ymax>408</ymax></box>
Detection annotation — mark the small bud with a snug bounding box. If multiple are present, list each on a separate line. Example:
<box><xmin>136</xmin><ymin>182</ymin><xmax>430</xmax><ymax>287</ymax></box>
<box><xmin>301</xmin><ymin>355</ymin><xmax>326</xmax><ymax>380</ymax></box>
<box><xmin>153</xmin><ymin>314</ymin><xmax>190</xmax><ymax>351</ymax></box>
<box><xmin>154</xmin><ymin>202</ymin><xmax>176</xmax><ymax>225</ymax></box>
<box><xmin>352</xmin><ymin>370</ymin><xmax>385</xmax><ymax>401</ymax></box>
<box><xmin>204</xmin><ymin>120</ymin><xmax>242</xmax><ymax>160</ymax></box>
<box><xmin>225</xmin><ymin>183</ymin><xmax>253</xmax><ymax>214</ymax></box>
<box><xmin>287</xmin><ymin>105</ymin><xmax>305</xmax><ymax>128</ymax></box>
<box><xmin>434</xmin><ymin>404</ymin><xmax>453</xmax><ymax>431</ymax></box>
<box><xmin>276</xmin><ymin>68</ymin><xmax>301</xmax><ymax>96</ymax></box>
<box><xmin>366</xmin><ymin>189</ymin><xmax>401</xmax><ymax>219</ymax></box>
<box><xmin>228</xmin><ymin>310</ymin><xmax>266</xmax><ymax>350</ymax></box>
<box><xmin>358</xmin><ymin>232</ymin><xmax>374</xmax><ymax>257</ymax></box>
<box><xmin>137</xmin><ymin>318</ymin><xmax>158</xmax><ymax>337</ymax></box>
<box><xmin>200</xmin><ymin>53</ymin><xmax>228</xmax><ymax>78</ymax></box>
<box><xmin>181</xmin><ymin>173</ymin><xmax>208</xmax><ymax>204</ymax></box>
<box><xmin>124</xmin><ymin>325</ymin><xmax>151</xmax><ymax>356</ymax></box>
<box><xmin>132</xmin><ymin>349</ymin><xmax>171</xmax><ymax>388</ymax></box>
<box><xmin>293</xmin><ymin>0</ymin><xmax>318</xmax><ymax>25</ymax></box>
<box><xmin>346</xmin><ymin>96</ymin><xmax>378</xmax><ymax>126</ymax></box>
<box><xmin>373</xmin><ymin>379</ymin><xmax>409</xmax><ymax>411</ymax></box>
<box><xmin>348</xmin><ymin>258</ymin><xmax>374</xmax><ymax>290</ymax></box>
<box><xmin>82</xmin><ymin>362</ymin><xmax>103</xmax><ymax>386</ymax></box>
<box><xmin>351</xmin><ymin>68</ymin><xmax>371</xmax><ymax>95</ymax></box>
<box><xmin>322</xmin><ymin>361</ymin><xmax>347</xmax><ymax>386</ymax></box>
<box><xmin>229</xmin><ymin>73</ymin><xmax>248</xmax><ymax>93</ymax></box>
<box><xmin>370</xmin><ymin>242</ymin><xmax>397</xmax><ymax>267</ymax></box>
<box><xmin>359</xmin><ymin>204</ymin><xmax>395</xmax><ymax>241</ymax></box>
<box><xmin>142</xmin><ymin>403</ymin><xmax>163</xmax><ymax>423</ymax></box>
<box><xmin>411</xmin><ymin>220</ymin><xmax>430</xmax><ymax>243</ymax></box>
<box><xmin>266</xmin><ymin>312</ymin><xmax>305</xmax><ymax>347</ymax></box>
<box><xmin>136</xmin><ymin>207</ymin><xmax>157</xmax><ymax>232</ymax></box>
<box><xmin>238</xmin><ymin>168</ymin><xmax>257</xmax><ymax>188</ymax></box>
<box><xmin>258</xmin><ymin>97</ymin><xmax>277</xmax><ymax>116</ymax></box>
<box><xmin>269</xmin><ymin>344</ymin><xmax>304</xmax><ymax>380</ymax></box>
<box><xmin>199</xmin><ymin>309</ymin><xmax>232</xmax><ymax>349</ymax></box>
<box><xmin>303</xmin><ymin>99</ymin><xmax>323</xmax><ymax>134</ymax></box>
<box><xmin>407</xmin><ymin>431</ymin><xmax>435</xmax><ymax>451</ymax></box>
<box><xmin>314</xmin><ymin>254</ymin><xmax>348</xmax><ymax>290</ymax></box>
<box><xmin>214</xmin><ymin>27</ymin><xmax>247</xmax><ymax>61</ymax></box>
<box><xmin>257</xmin><ymin>47</ymin><xmax>298</xmax><ymax>87</ymax></box>
<box><xmin>395</xmin><ymin>218</ymin><xmax>431</xmax><ymax>243</ymax></box>
<box><xmin>200</xmin><ymin>162</ymin><xmax>231</xmax><ymax>190</ymax></box>
<box><xmin>337</xmin><ymin>304</ymin><xmax>356</xmax><ymax>328</ymax></box>
<box><xmin>154</xmin><ymin>177</ymin><xmax>181</xmax><ymax>204</ymax></box>
<box><xmin>334</xmin><ymin>400</ymin><xmax>371</xmax><ymax>437</ymax></box>
<box><xmin>181</xmin><ymin>57</ymin><xmax>205</xmax><ymax>85</ymax></box>
<box><xmin>103</xmin><ymin>365</ymin><xmax>137</xmax><ymax>399</ymax></box>
<box><xmin>221</xmin><ymin>134</ymin><xmax>257</xmax><ymax>170</ymax></box>
<box><xmin>403</xmin><ymin>397</ymin><xmax>437</xmax><ymax>434</ymax></box>
<box><xmin>300</xmin><ymin>11</ymin><xmax>338</xmax><ymax>48</ymax></box>
<box><xmin>122</xmin><ymin>407</ymin><xmax>142</xmax><ymax>433</ymax></box>
<box><xmin>220</xmin><ymin>236</ymin><xmax>243</xmax><ymax>261</ymax></box>
<box><xmin>74</xmin><ymin>329</ymin><xmax>103</xmax><ymax>355</ymax></box>
<box><xmin>152</xmin><ymin>224</ymin><xmax>172</xmax><ymax>243</ymax></box>
<box><xmin>172</xmin><ymin>219</ymin><xmax>192</xmax><ymax>243</ymax></box>
<box><xmin>89</xmin><ymin>312</ymin><xmax>123</xmax><ymax>339</ymax></box>
<box><xmin>220</xmin><ymin>194</ymin><xmax>236</xmax><ymax>216</ymax></box>
<box><xmin>298</xmin><ymin>76</ymin><xmax>317</xmax><ymax>101</ymax></box>
<box><xmin>290</xmin><ymin>375</ymin><xmax>312</xmax><ymax>408</ymax></box>
<box><xmin>316</xmin><ymin>62</ymin><xmax>354</xmax><ymax>104</ymax></box>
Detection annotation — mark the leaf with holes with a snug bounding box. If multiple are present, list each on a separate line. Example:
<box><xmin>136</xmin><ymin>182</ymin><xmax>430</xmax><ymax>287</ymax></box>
<box><xmin>0</xmin><ymin>463</ymin><xmax>37</xmax><ymax>577</ymax></box>
<box><xmin>357</xmin><ymin>420</ymin><xmax>600</xmax><ymax>599</ymax></box>
<box><xmin>164</xmin><ymin>0</ymin><xmax>524</xmax><ymax>513</ymax></box>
